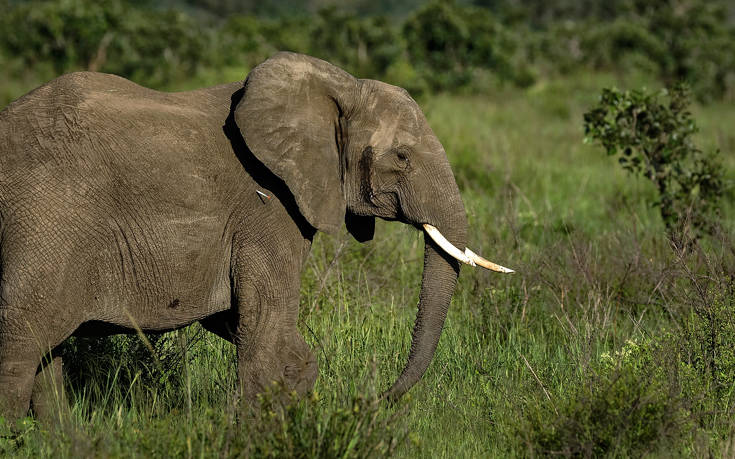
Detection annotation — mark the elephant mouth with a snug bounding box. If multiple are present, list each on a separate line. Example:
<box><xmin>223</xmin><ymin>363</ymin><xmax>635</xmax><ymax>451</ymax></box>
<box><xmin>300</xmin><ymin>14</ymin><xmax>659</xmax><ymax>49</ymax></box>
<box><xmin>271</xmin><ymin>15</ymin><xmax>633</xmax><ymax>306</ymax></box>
<box><xmin>422</xmin><ymin>224</ymin><xmax>514</xmax><ymax>273</ymax></box>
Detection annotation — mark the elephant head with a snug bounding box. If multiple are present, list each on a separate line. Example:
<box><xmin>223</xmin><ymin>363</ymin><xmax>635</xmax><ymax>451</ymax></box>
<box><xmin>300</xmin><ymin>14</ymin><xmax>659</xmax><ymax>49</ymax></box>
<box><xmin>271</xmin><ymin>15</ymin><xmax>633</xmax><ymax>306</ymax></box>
<box><xmin>234</xmin><ymin>52</ymin><xmax>512</xmax><ymax>400</ymax></box>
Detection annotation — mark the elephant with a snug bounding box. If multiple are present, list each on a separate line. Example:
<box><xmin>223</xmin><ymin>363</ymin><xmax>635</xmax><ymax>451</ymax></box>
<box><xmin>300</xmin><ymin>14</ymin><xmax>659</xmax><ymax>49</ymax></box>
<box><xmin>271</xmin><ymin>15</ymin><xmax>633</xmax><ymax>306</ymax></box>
<box><xmin>0</xmin><ymin>52</ymin><xmax>512</xmax><ymax>421</ymax></box>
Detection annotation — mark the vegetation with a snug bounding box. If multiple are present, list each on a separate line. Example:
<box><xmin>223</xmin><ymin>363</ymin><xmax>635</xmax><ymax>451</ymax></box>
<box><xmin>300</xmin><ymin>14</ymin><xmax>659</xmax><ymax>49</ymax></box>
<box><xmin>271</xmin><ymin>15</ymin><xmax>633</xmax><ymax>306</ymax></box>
<box><xmin>584</xmin><ymin>84</ymin><xmax>724</xmax><ymax>243</ymax></box>
<box><xmin>1</xmin><ymin>0</ymin><xmax>734</xmax><ymax>104</ymax></box>
<box><xmin>1</xmin><ymin>0</ymin><xmax>735</xmax><ymax>457</ymax></box>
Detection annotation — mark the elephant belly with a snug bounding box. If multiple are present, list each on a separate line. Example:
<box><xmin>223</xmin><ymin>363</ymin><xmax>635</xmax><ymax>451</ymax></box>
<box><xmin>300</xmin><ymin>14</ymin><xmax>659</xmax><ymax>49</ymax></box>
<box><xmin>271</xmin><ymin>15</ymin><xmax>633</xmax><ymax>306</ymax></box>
<box><xmin>89</xmin><ymin>258</ymin><xmax>233</xmax><ymax>332</ymax></box>
<box><xmin>88</xmin><ymin>217</ymin><xmax>234</xmax><ymax>332</ymax></box>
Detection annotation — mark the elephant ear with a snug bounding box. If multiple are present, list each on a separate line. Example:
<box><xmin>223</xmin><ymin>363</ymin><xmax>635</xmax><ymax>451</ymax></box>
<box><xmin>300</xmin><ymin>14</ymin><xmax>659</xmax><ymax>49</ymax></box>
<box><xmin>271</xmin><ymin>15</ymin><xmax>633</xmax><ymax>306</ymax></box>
<box><xmin>234</xmin><ymin>52</ymin><xmax>358</xmax><ymax>235</ymax></box>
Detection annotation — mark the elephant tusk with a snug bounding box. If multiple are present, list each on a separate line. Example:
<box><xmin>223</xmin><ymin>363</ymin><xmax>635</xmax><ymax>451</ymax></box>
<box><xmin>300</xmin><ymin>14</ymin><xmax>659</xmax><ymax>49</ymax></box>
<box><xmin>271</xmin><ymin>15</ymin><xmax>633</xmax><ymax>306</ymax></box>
<box><xmin>464</xmin><ymin>248</ymin><xmax>515</xmax><ymax>273</ymax></box>
<box><xmin>421</xmin><ymin>224</ymin><xmax>515</xmax><ymax>273</ymax></box>
<box><xmin>422</xmin><ymin>224</ymin><xmax>475</xmax><ymax>265</ymax></box>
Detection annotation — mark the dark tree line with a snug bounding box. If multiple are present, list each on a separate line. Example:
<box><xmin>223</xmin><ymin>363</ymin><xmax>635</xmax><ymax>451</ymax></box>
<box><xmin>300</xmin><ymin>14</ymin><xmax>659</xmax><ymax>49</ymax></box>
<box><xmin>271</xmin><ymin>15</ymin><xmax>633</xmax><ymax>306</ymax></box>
<box><xmin>1</xmin><ymin>0</ymin><xmax>734</xmax><ymax>100</ymax></box>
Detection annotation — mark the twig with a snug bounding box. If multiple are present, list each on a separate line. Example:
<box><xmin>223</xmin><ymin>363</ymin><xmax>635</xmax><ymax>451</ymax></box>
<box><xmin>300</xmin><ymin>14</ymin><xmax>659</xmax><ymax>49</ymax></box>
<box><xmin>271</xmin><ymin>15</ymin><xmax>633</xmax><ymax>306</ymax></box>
<box><xmin>520</xmin><ymin>353</ymin><xmax>558</xmax><ymax>415</ymax></box>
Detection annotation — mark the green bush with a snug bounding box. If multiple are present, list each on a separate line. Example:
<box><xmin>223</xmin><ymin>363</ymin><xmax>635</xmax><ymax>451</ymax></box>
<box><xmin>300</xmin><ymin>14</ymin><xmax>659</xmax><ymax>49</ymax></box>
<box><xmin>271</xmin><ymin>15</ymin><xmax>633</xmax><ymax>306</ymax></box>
<box><xmin>1</xmin><ymin>0</ymin><xmax>124</xmax><ymax>74</ymax></box>
<box><xmin>219</xmin><ymin>15</ymin><xmax>272</xmax><ymax>70</ymax></box>
<box><xmin>2</xmin><ymin>0</ymin><xmax>733</xmax><ymax>100</ymax></box>
<box><xmin>572</xmin><ymin>0</ymin><xmax>734</xmax><ymax>101</ymax></box>
<box><xmin>403</xmin><ymin>0</ymin><xmax>534</xmax><ymax>91</ymax></box>
<box><xmin>581</xmin><ymin>19</ymin><xmax>667</xmax><ymax>75</ymax></box>
<box><xmin>676</xmin><ymin>249</ymin><xmax>735</xmax><ymax>437</ymax></box>
<box><xmin>635</xmin><ymin>0</ymin><xmax>735</xmax><ymax>102</ymax></box>
<box><xmin>237</xmin><ymin>388</ymin><xmax>406</xmax><ymax>458</ymax></box>
<box><xmin>483</xmin><ymin>0</ymin><xmax>735</xmax><ymax>101</ymax></box>
<box><xmin>521</xmin><ymin>338</ymin><xmax>694</xmax><ymax>457</ymax></box>
<box><xmin>584</xmin><ymin>84</ymin><xmax>724</xmax><ymax>243</ymax></box>
<box><xmin>0</xmin><ymin>0</ymin><xmax>213</xmax><ymax>89</ymax></box>
<box><xmin>308</xmin><ymin>7</ymin><xmax>402</xmax><ymax>80</ymax></box>
<box><xmin>103</xmin><ymin>8</ymin><xmax>211</xmax><ymax>87</ymax></box>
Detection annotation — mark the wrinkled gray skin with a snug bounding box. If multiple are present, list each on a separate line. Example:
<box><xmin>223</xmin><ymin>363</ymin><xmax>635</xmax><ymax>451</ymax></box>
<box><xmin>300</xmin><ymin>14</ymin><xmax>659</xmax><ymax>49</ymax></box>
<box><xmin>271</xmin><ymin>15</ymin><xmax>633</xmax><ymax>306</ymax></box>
<box><xmin>0</xmin><ymin>52</ymin><xmax>468</xmax><ymax>421</ymax></box>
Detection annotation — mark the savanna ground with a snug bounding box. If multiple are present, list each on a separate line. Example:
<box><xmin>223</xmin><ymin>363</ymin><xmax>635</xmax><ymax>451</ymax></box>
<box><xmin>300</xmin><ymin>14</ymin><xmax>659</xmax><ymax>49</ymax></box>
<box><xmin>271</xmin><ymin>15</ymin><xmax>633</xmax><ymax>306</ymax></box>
<box><xmin>1</xmin><ymin>67</ymin><xmax>735</xmax><ymax>457</ymax></box>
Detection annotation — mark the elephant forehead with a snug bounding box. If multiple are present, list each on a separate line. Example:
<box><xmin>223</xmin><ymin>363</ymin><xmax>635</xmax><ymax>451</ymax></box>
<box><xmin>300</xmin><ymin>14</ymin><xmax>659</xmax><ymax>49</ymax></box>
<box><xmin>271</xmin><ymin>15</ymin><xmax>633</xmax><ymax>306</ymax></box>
<box><xmin>368</xmin><ymin>113</ymin><xmax>420</xmax><ymax>149</ymax></box>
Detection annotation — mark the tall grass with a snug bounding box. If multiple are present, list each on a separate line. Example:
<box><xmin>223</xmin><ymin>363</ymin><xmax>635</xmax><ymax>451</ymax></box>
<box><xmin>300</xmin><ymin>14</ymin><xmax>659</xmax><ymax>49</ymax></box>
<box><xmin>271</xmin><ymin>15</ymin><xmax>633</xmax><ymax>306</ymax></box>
<box><xmin>1</xmin><ymin>71</ymin><xmax>735</xmax><ymax>457</ymax></box>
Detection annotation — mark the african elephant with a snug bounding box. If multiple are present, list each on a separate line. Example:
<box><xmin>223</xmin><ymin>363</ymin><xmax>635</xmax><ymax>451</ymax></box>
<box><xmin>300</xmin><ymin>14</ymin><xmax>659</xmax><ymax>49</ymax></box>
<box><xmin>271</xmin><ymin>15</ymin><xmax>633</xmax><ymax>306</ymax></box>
<box><xmin>0</xmin><ymin>52</ymin><xmax>511</xmax><ymax>421</ymax></box>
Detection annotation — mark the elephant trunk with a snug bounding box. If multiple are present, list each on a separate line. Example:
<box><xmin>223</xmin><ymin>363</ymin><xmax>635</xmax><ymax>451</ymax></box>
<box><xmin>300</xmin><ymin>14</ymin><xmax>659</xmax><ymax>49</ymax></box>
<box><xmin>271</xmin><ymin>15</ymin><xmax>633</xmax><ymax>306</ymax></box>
<box><xmin>384</xmin><ymin>212</ymin><xmax>466</xmax><ymax>401</ymax></box>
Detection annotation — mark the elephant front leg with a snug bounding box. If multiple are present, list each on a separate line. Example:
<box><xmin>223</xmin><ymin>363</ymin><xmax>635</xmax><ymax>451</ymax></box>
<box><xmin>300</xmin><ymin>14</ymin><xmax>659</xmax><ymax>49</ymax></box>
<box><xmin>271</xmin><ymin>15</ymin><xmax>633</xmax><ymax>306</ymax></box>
<box><xmin>233</xmin><ymin>282</ymin><xmax>318</xmax><ymax>404</ymax></box>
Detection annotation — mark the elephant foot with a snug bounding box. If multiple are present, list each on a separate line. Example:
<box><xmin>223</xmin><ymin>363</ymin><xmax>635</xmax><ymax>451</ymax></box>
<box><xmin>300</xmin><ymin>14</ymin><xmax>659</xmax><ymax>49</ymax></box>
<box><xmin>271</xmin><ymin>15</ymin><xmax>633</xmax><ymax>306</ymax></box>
<box><xmin>238</xmin><ymin>331</ymin><xmax>318</xmax><ymax>406</ymax></box>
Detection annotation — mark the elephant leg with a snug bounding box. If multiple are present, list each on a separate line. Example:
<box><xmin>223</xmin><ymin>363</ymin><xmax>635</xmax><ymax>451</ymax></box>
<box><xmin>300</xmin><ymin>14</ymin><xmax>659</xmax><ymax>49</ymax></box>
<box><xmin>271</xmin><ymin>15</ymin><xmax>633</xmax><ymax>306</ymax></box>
<box><xmin>30</xmin><ymin>355</ymin><xmax>66</xmax><ymax>425</ymax></box>
<box><xmin>0</xmin><ymin>338</ymin><xmax>40</xmax><ymax>422</ymax></box>
<box><xmin>0</xmin><ymin>229</ymin><xmax>90</xmax><ymax>424</ymax></box>
<box><xmin>233</xmin><ymin>281</ymin><xmax>318</xmax><ymax>404</ymax></box>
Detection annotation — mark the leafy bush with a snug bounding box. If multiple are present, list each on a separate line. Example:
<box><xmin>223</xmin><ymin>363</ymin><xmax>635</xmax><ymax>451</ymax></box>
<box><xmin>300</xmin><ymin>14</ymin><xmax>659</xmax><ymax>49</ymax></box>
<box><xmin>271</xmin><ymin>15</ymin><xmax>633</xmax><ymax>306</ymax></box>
<box><xmin>485</xmin><ymin>0</ymin><xmax>735</xmax><ymax>101</ymax></box>
<box><xmin>308</xmin><ymin>8</ymin><xmax>402</xmax><ymax>81</ymax></box>
<box><xmin>521</xmin><ymin>338</ymin><xmax>694</xmax><ymax>457</ymax></box>
<box><xmin>102</xmin><ymin>8</ymin><xmax>211</xmax><ymax>88</ymax></box>
<box><xmin>631</xmin><ymin>0</ymin><xmax>735</xmax><ymax>102</ymax></box>
<box><xmin>236</xmin><ymin>388</ymin><xmax>406</xmax><ymax>458</ymax></box>
<box><xmin>403</xmin><ymin>0</ymin><xmax>534</xmax><ymax>91</ymax></box>
<box><xmin>1</xmin><ymin>0</ymin><xmax>733</xmax><ymax>101</ymax></box>
<box><xmin>1</xmin><ymin>0</ymin><xmax>124</xmax><ymax>74</ymax></box>
<box><xmin>675</xmin><ymin>245</ymin><xmax>735</xmax><ymax>436</ymax></box>
<box><xmin>584</xmin><ymin>84</ymin><xmax>724</xmax><ymax>243</ymax></box>
<box><xmin>581</xmin><ymin>19</ymin><xmax>667</xmax><ymax>75</ymax></box>
<box><xmin>219</xmin><ymin>15</ymin><xmax>273</xmax><ymax>70</ymax></box>
<box><xmin>573</xmin><ymin>0</ymin><xmax>735</xmax><ymax>101</ymax></box>
<box><xmin>0</xmin><ymin>0</ymin><xmax>212</xmax><ymax>88</ymax></box>
<box><xmin>231</xmin><ymin>8</ymin><xmax>403</xmax><ymax>84</ymax></box>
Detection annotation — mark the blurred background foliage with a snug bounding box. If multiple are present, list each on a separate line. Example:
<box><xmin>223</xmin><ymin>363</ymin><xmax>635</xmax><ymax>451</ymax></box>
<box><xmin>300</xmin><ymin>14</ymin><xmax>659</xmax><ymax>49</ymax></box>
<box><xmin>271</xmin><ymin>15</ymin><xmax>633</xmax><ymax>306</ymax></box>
<box><xmin>1</xmin><ymin>0</ymin><xmax>734</xmax><ymax>105</ymax></box>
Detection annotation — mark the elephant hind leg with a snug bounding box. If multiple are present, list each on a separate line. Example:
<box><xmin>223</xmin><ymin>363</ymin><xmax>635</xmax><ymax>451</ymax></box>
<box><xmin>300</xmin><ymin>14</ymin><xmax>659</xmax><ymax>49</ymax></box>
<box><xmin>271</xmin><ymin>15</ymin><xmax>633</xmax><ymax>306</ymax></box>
<box><xmin>0</xmin><ymin>339</ymin><xmax>41</xmax><ymax>422</ymax></box>
<box><xmin>31</xmin><ymin>355</ymin><xmax>66</xmax><ymax>425</ymax></box>
<box><xmin>0</xmin><ymin>299</ymin><xmax>79</xmax><ymax>423</ymax></box>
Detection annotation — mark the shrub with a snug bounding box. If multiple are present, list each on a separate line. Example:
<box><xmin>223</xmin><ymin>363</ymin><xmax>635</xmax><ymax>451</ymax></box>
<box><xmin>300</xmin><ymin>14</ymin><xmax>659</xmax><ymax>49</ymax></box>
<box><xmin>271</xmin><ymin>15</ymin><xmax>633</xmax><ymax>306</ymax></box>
<box><xmin>308</xmin><ymin>7</ymin><xmax>402</xmax><ymax>80</ymax></box>
<box><xmin>583</xmin><ymin>84</ymin><xmax>724</xmax><ymax>243</ymax></box>
<box><xmin>674</xmin><ymin>244</ymin><xmax>735</xmax><ymax>437</ymax></box>
<box><xmin>516</xmin><ymin>238</ymin><xmax>735</xmax><ymax>457</ymax></box>
<box><xmin>581</xmin><ymin>19</ymin><xmax>668</xmax><ymax>76</ymax></box>
<box><xmin>219</xmin><ymin>15</ymin><xmax>273</xmax><ymax>70</ymax></box>
<box><xmin>594</xmin><ymin>0</ymin><xmax>735</xmax><ymax>101</ymax></box>
<box><xmin>403</xmin><ymin>0</ymin><xmax>534</xmax><ymax>91</ymax></box>
<box><xmin>0</xmin><ymin>0</ymin><xmax>213</xmax><ymax>88</ymax></box>
<box><xmin>521</xmin><ymin>338</ymin><xmax>694</xmax><ymax>457</ymax></box>
<box><xmin>235</xmin><ymin>388</ymin><xmax>407</xmax><ymax>458</ymax></box>
<box><xmin>101</xmin><ymin>8</ymin><xmax>212</xmax><ymax>88</ymax></box>
<box><xmin>0</xmin><ymin>0</ymin><xmax>124</xmax><ymax>74</ymax></box>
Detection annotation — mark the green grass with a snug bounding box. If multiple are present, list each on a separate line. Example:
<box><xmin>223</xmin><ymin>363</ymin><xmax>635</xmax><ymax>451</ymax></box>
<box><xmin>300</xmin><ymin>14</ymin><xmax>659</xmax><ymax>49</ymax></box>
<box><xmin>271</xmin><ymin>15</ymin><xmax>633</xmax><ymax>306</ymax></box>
<box><xmin>2</xmin><ymin>70</ymin><xmax>735</xmax><ymax>457</ymax></box>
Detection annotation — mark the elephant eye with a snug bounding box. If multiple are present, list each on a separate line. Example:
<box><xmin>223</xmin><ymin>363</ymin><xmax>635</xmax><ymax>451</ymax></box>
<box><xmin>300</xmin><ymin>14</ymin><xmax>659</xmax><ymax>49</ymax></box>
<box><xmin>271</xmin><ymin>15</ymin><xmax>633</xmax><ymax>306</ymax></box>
<box><xmin>396</xmin><ymin>150</ymin><xmax>409</xmax><ymax>163</ymax></box>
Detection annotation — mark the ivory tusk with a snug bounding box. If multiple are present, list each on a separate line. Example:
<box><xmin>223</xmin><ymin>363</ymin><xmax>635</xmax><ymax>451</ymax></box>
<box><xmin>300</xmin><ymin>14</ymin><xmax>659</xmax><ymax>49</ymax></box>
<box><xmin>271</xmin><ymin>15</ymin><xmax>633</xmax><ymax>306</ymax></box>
<box><xmin>464</xmin><ymin>248</ymin><xmax>515</xmax><ymax>273</ymax></box>
<box><xmin>422</xmin><ymin>224</ymin><xmax>474</xmax><ymax>265</ymax></box>
<box><xmin>422</xmin><ymin>224</ymin><xmax>515</xmax><ymax>273</ymax></box>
